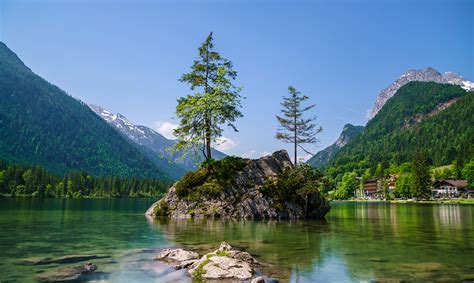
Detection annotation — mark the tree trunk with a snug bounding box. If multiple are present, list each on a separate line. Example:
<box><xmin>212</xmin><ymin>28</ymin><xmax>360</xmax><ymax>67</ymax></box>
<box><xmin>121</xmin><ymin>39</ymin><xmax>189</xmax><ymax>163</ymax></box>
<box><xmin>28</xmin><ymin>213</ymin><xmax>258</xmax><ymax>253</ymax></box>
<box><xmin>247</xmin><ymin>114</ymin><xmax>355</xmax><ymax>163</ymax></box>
<box><xmin>294</xmin><ymin>113</ymin><xmax>297</xmax><ymax>166</ymax></box>
<box><xmin>304</xmin><ymin>196</ymin><xmax>308</xmax><ymax>218</ymax></box>
<box><xmin>204</xmin><ymin>38</ymin><xmax>212</xmax><ymax>160</ymax></box>
<box><xmin>294</xmin><ymin>139</ymin><xmax>297</xmax><ymax>166</ymax></box>
<box><xmin>205</xmin><ymin>119</ymin><xmax>212</xmax><ymax>160</ymax></box>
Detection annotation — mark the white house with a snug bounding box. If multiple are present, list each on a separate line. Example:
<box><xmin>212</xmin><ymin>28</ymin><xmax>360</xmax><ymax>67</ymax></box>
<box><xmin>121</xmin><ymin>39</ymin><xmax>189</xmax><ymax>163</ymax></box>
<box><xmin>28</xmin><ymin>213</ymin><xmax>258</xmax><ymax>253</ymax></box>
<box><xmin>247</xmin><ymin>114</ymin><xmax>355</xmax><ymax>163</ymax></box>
<box><xmin>433</xmin><ymin>180</ymin><xmax>470</xmax><ymax>198</ymax></box>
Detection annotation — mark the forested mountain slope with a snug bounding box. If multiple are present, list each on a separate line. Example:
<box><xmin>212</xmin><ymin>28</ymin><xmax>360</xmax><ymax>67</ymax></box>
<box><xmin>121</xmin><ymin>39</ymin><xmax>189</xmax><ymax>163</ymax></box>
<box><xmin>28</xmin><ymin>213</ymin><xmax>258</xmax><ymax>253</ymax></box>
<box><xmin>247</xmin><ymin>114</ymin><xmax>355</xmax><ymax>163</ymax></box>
<box><xmin>325</xmin><ymin>81</ymin><xmax>473</xmax><ymax>181</ymax></box>
<box><xmin>0</xmin><ymin>42</ymin><xmax>170</xmax><ymax>179</ymax></box>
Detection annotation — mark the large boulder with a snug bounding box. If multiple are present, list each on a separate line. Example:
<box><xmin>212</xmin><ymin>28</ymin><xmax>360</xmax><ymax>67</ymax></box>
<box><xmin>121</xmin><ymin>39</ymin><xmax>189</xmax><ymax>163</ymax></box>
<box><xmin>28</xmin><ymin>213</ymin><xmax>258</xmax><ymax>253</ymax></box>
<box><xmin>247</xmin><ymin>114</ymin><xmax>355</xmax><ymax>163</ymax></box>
<box><xmin>155</xmin><ymin>242</ymin><xmax>259</xmax><ymax>281</ymax></box>
<box><xmin>189</xmin><ymin>255</ymin><xmax>253</xmax><ymax>281</ymax></box>
<box><xmin>146</xmin><ymin>150</ymin><xmax>330</xmax><ymax>219</ymax></box>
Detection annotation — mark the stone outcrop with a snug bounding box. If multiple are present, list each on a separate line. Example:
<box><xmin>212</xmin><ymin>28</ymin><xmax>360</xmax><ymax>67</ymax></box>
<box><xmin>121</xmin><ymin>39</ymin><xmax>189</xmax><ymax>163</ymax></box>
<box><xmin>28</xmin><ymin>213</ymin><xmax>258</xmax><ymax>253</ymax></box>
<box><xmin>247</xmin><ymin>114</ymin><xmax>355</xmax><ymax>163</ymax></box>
<box><xmin>155</xmin><ymin>242</ymin><xmax>260</xmax><ymax>281</ymax></box>
<box><xmin>146</xmin><ymin>150</ymin><xmax>330</xmax><ymax>220</ymax></box>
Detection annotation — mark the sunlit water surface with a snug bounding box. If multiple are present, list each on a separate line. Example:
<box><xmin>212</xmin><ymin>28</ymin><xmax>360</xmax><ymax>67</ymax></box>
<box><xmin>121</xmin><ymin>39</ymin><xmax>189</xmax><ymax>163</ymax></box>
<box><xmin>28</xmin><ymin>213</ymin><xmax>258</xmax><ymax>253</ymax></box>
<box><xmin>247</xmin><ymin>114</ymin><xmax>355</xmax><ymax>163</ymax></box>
<box><xmin>0</xmin><ymin>198</ymin><xmax>473</xmax><ymax>282</ymax></box>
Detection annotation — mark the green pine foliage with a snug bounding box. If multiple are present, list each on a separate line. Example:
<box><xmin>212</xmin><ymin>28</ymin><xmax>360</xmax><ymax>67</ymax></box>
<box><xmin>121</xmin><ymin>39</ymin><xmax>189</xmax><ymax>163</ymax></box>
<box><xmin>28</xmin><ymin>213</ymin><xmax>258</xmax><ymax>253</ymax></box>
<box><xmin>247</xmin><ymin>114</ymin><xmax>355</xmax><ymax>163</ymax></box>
<box><xmin>410</xmin><ymin>150</ymin><xmax>432</xmax><ymax>199</ymax></box>
<box><xmin>276</xmin><ymin>86</ymin><xmax>322</xmax><ymax>165</ymax></box>
<box><xmin>0</xmin><ymin>42</ymin><xmax>168</xmax><ymax>179</ymax></box>
<box><xmin>174</xmin><ymin>33</ymin><xmax>242</xmax><ymax>160</ymax></box>
<box><xmin>325</xmin><ymin>82</ymin><xmax>474</xmax><ymax>185</ymax></box>
<box><xmin>0</xmin><ymin>160</ymin><xmax>172</xmax><ymax>198</ymax></box>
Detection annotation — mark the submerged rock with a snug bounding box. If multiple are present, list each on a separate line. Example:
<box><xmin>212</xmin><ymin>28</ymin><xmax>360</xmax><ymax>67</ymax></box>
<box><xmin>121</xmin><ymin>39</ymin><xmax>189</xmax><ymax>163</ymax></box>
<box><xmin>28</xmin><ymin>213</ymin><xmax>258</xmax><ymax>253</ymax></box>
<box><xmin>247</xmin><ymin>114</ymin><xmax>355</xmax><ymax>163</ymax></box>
<box><xmin>369</xmin><ymin>258</ymin><xmax>389</xmax><ymax>263</ymax></box>
<box><xmin>35</xmin><ymin>262</ymin><xmax>97</xmax><ymax>282</ymax></box>
<box><xmin>146</xmin><ymin>150</ymin><xmax>330</xmax><ymax>220</ymax></box>
<box><xmin>140</xmin><ymin>261</ymin><xmax>187</xmax><ymax>279</ymax></box>
<box><xmin>20</xmin><ymin>254</ymin><xmax>103</xmax><ymax>265</ymax></box>
<box><xmin>20</xmin><ymin>257</ymin><xmax>52</xmax><ymax>265</ymax></box>
<box><xmin>251</xmin><ymin>277</ymin><xmax>266</xmax><ymax>283</ymax></box>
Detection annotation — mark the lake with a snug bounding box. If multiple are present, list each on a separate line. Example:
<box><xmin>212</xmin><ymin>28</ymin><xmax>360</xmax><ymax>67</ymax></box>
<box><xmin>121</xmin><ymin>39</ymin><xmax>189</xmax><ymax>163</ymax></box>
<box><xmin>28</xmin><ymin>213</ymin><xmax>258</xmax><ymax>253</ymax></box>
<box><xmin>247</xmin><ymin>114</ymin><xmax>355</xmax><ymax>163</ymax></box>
<box><xmin>0</xmin><ymin>198</ymin><xmax>473</xmax><ymax>282</ymax></box>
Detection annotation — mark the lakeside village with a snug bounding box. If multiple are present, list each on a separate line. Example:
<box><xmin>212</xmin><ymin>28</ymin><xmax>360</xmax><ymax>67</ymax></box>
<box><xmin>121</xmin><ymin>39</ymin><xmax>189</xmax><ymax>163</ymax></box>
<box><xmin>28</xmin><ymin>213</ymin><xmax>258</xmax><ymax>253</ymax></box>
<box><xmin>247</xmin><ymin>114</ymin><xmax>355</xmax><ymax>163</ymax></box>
<box><xmin>358</xmin><ymin>176</ymin><xmax>473</xmax><ymax>200</ymax></box>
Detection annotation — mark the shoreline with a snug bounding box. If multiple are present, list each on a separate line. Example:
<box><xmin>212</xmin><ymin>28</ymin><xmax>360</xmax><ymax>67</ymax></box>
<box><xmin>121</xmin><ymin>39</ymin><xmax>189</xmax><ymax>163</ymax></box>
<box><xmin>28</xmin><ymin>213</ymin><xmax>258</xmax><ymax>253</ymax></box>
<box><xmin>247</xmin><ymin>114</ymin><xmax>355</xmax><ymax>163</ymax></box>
<box><xmin>331</xmin><ymin>198</ymin><xmax>474</xmax><ymax>204</ymax></box>
<box><xmin>0</xmin><ymin>193</ymin><xmax>161</xmax><ymax>200</ymax></box>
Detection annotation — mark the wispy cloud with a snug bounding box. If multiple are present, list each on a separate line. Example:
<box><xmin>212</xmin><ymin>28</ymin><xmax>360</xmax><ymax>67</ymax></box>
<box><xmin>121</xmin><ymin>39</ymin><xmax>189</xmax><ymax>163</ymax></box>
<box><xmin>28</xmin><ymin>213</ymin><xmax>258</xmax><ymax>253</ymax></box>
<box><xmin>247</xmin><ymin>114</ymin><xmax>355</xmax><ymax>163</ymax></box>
<box><xmin>152</xmin><ymin>121</ymin><xmax>178</xmax><ymax>140</ymax></box>
<box><xmin>241</xmin><ymin>150</ymin><xmax>257</xmax><ymax>158</ymax></box>
<box><xmin>364</xmin><ymin>109</ymin><xmax>373</xmax><ymax>120</ymax></box>
<box><xmin>299</xmin><ymin>154</ymin><xmax>312</xmax><ymax>162</ymax></box>
<box><xmin>214</xmin><ymin>137</ymin><xmax>238</xmax><ymax>151</ymax></box>
<box><xmin>261</xmin><ymin>151</ymin><xmax>271</xmax><ymax>157</ymax></box>
<box><xmin>241</xmin><ymin>150</ymin><xmax>271</xmax><ymax>159</ymax></box>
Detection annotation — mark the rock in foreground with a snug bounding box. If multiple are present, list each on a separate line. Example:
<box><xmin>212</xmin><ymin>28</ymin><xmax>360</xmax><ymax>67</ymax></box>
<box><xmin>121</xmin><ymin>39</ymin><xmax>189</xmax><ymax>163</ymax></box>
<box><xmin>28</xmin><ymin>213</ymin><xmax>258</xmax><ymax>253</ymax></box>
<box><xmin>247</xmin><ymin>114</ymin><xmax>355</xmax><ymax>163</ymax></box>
<box><xmin>146</xmin><ymin>150</ymin><xmax>330</xmax><ymax>219</ymax></box>
<box><xmin>155</xmin><ymin>242</ymin><xmax>259</xmax><ymax>281</ymax></box>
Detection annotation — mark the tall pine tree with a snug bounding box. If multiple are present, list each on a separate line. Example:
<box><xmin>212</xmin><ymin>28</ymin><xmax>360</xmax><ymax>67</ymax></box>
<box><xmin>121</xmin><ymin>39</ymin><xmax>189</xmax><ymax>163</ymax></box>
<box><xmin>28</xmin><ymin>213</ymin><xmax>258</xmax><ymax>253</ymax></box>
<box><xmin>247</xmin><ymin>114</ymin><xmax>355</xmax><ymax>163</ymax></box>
<box><xmin>174</xmin><ymin>32</ymin><xmax>241</xmax><ymax>161</ymax></box>
<box><xmin>276</xmin><ymin>86</ymin><xmax>322</xmax><ymax>165</ymax></box>
<box><xmin>410</xmin><ymin>150</ymin><xmax>432</xmax><ymax>199</ymax></box>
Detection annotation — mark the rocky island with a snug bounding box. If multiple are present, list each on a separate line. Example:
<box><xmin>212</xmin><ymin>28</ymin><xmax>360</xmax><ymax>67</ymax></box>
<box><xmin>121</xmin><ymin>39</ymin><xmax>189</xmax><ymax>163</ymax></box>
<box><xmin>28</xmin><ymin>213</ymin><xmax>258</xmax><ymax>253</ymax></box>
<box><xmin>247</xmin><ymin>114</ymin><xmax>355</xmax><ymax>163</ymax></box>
<box><xmin>146</xmin><ymin>150</ymin><xmax>330</xmax><ymax>219</ymax></box>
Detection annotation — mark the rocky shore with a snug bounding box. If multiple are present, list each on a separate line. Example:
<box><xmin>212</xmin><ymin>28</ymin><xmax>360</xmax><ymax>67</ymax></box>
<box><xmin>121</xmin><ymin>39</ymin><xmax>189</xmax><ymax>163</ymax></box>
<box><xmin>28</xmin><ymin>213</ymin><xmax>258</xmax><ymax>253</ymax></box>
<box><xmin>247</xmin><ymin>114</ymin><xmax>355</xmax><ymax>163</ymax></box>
<box><xmin>146</xmin><ymin>150</ymin><xmax>330</xmax><ymax>220</ymax></box>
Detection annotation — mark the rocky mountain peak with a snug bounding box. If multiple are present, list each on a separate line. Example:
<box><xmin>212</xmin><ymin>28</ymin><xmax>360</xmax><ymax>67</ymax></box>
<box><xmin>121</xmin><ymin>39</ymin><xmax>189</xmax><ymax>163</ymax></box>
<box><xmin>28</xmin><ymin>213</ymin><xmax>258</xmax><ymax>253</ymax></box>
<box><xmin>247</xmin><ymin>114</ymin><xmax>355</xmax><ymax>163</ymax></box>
<box><xmin>306</xmin><ymin>124</ymin><xmax>364</xmax><ymax>169</ymax></box>
<box><xmin>369</xmin><ymin>67</ymin><xmax>474</xmax><ymax>119</ymax></box>
<box><xmin>335</xmin><ymin>124</ymin><xmax>363</xmax><ymax>148</ymax></box>
<box><xmin>88</xmin><ymin>104</ymin><xmax>162</xmax><ymax>146</ymax></box>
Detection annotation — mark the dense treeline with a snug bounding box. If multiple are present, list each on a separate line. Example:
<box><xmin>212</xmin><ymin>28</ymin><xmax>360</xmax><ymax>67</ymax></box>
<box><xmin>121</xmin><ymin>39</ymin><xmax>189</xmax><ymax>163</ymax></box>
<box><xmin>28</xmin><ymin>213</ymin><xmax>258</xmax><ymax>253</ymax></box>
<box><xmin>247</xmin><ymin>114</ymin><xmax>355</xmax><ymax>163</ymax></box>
<box><xmin>0</xmin><ymin>161</ymin><xmax>172</xmax><ymax>198</ymax></box>
<box><xmin>0</xmin><ymin>42</ymin><xmax>168</xmax><ymax>179</ymax></box>
<box><xmin>331</xmin><ymin>151</ymin><xmax>473</xmax><ymax>200</ymax></box>
<box><xmin>324</xmin><ymin>82</ymin><xmax>474</xmax><ymax>186</ymax></box>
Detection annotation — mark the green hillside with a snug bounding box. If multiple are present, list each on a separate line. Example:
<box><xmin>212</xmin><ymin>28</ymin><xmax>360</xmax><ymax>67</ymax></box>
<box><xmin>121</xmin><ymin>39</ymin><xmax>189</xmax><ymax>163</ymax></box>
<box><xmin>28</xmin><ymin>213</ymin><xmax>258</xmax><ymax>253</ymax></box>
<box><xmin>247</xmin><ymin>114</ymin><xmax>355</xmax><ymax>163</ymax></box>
<box><xmin>0</xmin><ymin>42</ymin><xmax>169</xmax><ymax>179</ymax></box>
<box><xmin>325</xmin><ymin>81</ymin><xmax>474</xmax><ymax>182</ymax></box>
<box><xmin>307</xmin><ymin>124</ymin><xmax>364</xmax><ymax>168</ymax></box>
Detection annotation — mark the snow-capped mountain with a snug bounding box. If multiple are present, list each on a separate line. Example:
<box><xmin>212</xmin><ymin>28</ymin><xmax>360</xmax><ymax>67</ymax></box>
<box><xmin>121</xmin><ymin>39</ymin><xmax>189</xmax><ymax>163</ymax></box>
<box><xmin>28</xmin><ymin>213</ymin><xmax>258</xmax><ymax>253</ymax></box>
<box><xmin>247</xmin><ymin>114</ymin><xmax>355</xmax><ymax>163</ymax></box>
<box><xmin>370</xmin><ymin>67</ymin><xmax>474</xmax><ymax>119</ymax></box>
<box><xmin>88</xmin><ymin>104</ymin><xmax>225</xmax><ymax>172</ymax></box>
<box><xmin>89</xmin><ymin>104</ymin><xmax>173</xmax><ymax>150</ymax></box>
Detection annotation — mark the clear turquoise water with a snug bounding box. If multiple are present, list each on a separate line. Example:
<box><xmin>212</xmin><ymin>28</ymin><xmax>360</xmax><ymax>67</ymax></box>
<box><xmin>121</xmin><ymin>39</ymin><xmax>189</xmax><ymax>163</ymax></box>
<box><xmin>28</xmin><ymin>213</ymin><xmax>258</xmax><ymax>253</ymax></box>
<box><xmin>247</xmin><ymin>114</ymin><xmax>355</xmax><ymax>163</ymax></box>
<box><xmin>0</xmin><ymin>198</ymin><xmax>473</xmax><ymax>282</ymax></box>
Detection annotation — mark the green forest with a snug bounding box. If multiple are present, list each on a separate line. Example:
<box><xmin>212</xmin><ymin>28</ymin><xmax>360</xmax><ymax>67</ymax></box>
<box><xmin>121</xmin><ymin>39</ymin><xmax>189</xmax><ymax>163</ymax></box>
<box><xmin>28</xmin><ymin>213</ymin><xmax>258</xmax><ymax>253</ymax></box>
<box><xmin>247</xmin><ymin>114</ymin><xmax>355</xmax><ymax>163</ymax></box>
<box><xmin>0</xmin><ymin>161</ymin><xmax>172</xmax><ymax>198</ymax></box>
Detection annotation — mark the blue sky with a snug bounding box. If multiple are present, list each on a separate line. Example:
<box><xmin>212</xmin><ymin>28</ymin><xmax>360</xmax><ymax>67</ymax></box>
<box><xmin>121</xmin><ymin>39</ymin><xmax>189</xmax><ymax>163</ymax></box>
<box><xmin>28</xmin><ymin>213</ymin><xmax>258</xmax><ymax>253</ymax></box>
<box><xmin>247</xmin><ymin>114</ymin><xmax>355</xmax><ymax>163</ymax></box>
<box><xmin>1</xmin><ymin>0</ymin><xmax>472</xmax><ymax>160</ymax></box>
